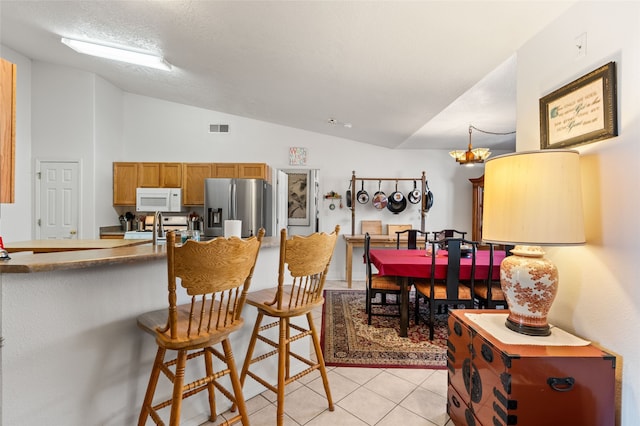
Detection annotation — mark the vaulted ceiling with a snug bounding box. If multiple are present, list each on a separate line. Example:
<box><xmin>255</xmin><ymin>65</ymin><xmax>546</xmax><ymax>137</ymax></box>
<box><xmin>0</xmin><ymin>1</ymin><xmax>577</xmax><ymax>151</ymax></box>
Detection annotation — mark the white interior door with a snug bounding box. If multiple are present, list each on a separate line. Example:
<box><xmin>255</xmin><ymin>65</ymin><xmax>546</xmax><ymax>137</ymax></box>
<box><xmin>37</xmin><ymin>160</ymin><xmax>80</xmax><ymax>239</ymax></box>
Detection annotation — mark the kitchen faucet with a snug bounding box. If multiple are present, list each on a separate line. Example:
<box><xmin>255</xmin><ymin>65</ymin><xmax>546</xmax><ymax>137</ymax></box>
<box><xmin>152</xmin><ymin>211</ymin><xmax>164</xmax><ymax>245</ymax></box>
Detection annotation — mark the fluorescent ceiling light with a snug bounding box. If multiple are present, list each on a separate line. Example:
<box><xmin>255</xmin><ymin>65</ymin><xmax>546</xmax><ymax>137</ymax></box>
<box><xmin>61</xmin><ymin>37</ymin><xmax>172</xmax><ymax>71</ymax></box>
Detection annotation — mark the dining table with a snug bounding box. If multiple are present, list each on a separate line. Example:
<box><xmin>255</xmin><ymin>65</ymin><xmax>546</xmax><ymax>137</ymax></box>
<box><xmin>369</xmin><ymin>248</ymin><xmax>505</xmax><ymax>337</ymax></box>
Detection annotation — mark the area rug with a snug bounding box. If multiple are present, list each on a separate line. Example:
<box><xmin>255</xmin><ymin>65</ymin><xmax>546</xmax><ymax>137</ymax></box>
<box><xmin>320</xmin><ymin>289</ymin><xmax>448</xmax><ymax>369</ymax></box>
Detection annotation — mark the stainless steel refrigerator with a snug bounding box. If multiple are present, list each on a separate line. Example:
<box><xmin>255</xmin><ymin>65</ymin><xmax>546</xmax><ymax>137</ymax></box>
<box><xmin>204</xmin><ymin>178</ymin><xmax>273</xmax><ymax>238</ymax></box>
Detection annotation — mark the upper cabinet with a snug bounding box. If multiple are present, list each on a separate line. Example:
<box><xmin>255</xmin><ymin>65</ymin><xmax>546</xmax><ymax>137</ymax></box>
<box><xmin>238</xmin><ymin>163</ymin><xmax>271</xmax><ymax>180</ymax></box>
<box><xmin>113</xmin><ymin>162</ymin><xmax>139</xmax><ymax>205</ymax></box>
<box><xmin>212</xmin><ymin>163</ymin><xmax>237</xmax><ymax>178</ymax></box>
<box><xmin>1</xmin><ymin>58</ymin><xmax>16</xmax><ymax>204</ymax></box>
<box><xmin>182</xmin><ymin>163</ymin><xmax>213</xmax><ymax>206</ymax></box>
<box><xmin>182</xmin><ymin>163</ymin><xmax>271</xmax><ymax>206</ymax></box>
<box><xmin>138</xmin><ymin>162</ymin><xmax>182</xmax><ymax>188</ymax></box>
<box><xmin>113</xmin><ymin>162</ymin><xmax>185</xmax><ymax>205</ymax></box>
<box><xmin>114</xmin><ymin>162</ymin><xmax>271</xmax><ymax>206</ymax></box>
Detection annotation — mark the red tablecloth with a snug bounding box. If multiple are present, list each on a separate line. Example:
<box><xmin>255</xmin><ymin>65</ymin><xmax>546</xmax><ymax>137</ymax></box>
<box><xmin>369</xmin><ymin>249</ymin><xmax>504</xmax><ymax>281</ymax></box>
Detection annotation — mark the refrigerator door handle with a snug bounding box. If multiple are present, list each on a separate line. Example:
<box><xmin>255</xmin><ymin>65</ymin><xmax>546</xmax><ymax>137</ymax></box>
<box><xmin>230</xmin><ymin>181</ymin><xmax>237</xmax><ymax>219</ymax></box>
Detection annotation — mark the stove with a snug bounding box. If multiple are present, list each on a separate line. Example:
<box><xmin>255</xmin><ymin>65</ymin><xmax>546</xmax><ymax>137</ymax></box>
<box><xmin>123</xmin><ymin>215</ymin><xmax>189</xmax><ymax>240</ymax></box>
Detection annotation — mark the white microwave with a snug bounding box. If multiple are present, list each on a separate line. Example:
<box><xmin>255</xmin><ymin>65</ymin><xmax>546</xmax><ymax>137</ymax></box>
<box><xmin>136</xmin><ymin>188</ymin><xmax>182</xmax><ymax>212</ymax></box>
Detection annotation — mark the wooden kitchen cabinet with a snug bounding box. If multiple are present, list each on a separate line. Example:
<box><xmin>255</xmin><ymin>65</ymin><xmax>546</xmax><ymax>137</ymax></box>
<box><xmin>212</xmin><ymin>163</ymin><xmax>238</xmax><ymax>178</ymax></box>
<box><xmin>137</xmin><ymin>163</ymin><xmax>160</xmax><ymax>187</ymax></box>
<box><xmin>183</xmin><ymin>162</ymin><xmax>271</xmax><ymax>205</ymax></box>
<box><xmin>182</xmin><ymin>163</ymin><xmax>212</xmax><ymax>206</ymax></box>
<box><xmin>113</xmin><ymin>162</ymin><xmax>139</xmax><ymax>205</ymax></box>
<box><xmin>138</xmin><ymin>162</ymin><xmax>182</xmax><ymax>187</ymax></box>
<box><xmin>160</xmin><ymin>163</ymin><xmax>183</xmax><ymax>187</ymax></box>
<box><xmin>114</xmin><ymin>162</ymin><xmax>271</xmax><ymax>206</ymax></box>
<box><xmin>238</xmin><ymin>162</ymin><xmax>271</xmax><ymax>181</ymax></box>
<box><xmin>1</xmin><ymin>57</ymin><xmax>16</xmax><ymax>203</ymax></box>
<box><xmin>447</xmin><ymin>310</ymin><xmax>615</xmax><ymax>426</ymax></box>
<box><xmin>470</xmin><ymin>175</ymin><xmax>484</xmax><ymax>243</ymax></box>
<box><xmin>114</xmin><ymin>162</ymin><xmax>183</xmax><ymax>205</ymax></box>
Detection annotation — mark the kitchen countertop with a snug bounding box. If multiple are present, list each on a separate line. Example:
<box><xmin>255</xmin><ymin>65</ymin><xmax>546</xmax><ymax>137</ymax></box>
<box><xmin>5</xmin><ymin>238</ymin><xmax>151</xmax><ymax>253</ymax></box>
<box><xmin>0</xmin><ymin>236</ymin><xmax>280</xmax><ymax>274</ymax></box>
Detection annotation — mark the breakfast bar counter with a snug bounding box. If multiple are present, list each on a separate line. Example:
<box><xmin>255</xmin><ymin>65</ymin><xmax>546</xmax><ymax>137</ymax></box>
<box><xmin>0</xmin><ymin>237</ymin><xmax>283</xmax><ymax>426</ymax></box>
<box><xmin>4</xmin><ymin>238</ymin><xmax>150</xmax><ymax>254</ymax></box>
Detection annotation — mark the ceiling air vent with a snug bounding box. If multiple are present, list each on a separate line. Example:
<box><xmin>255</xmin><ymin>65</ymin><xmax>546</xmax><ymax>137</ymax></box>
<box><xmin>209</xmin><ymin>124</ymin><xmax>229</xmax><ymax>133</ymax></box>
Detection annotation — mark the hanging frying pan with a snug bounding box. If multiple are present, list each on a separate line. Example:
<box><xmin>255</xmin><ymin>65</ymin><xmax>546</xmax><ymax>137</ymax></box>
<box><xmin>357</xmin><ymin>181</ymin><xmax>369</xmax><ymax>204</ymax></box>
<box><xmin>387</xmin><ymin>180</ymin><xmax>407</xmax><ymax>214</ymax></box>
<box><xmin>345</xmin><ymin>181</ymin><xmax>352</xmax><ymax>208</ymax></box>
<box><xmin>424</xmin><ymin>180</ymin><xmax>434</xmax><ymax>212</ymax></box>
<box><xmin>372</xmin><ymin>181</ymin><xmax>388</xmax><ymax>210</ymax></box>
<box><xmin>408</xmin><ymin>180</ymin><xmax>421</xmax><ymax>204</ymax></box>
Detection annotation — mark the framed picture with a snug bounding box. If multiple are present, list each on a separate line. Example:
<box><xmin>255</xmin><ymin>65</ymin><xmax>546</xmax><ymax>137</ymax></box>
<box><xmin>289</xmin><ymin>147</ymin><xmax>308</xmax><ymax>165</ymax></box>
<box><xmin>286</xmin><ymin>171</ymin><xmax>310</xmax><ymax>226</ymax></box>
<box><xmin>540</xmin><ymin>61</ymin><xmax>617</xmax><ymax>149</ymax></box>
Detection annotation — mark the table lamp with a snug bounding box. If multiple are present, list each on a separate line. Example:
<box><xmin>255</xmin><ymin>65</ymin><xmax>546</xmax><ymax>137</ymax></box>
<box><xmin>482</xmin><ymin>150</ymin><xmax>585</xmax><ymax>336</ymax></box>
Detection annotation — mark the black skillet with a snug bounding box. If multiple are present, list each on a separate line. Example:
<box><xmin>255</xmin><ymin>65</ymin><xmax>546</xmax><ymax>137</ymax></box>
<box><xmin>357</xmin><ymin>181</ymin><xmax>369</xmax><ymax>204</ymax></box>
<box><xmin>387</xmin><ymin>181</ymin><xmax>407</xmax><ymax>214</ymax></box>
<box><xmin>408</xmin><ymin>180</ymin><xmax>421</xmax><ymax>204</ymax></box>
<box><xmin>424</xmin><ymin>181</ymin><xmax>434</xmax><ymax>212</ymax></box>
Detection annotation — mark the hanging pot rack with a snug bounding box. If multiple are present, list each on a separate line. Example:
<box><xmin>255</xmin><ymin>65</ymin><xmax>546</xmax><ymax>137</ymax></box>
<box><xmin>349</xmin><ymin>171</ymin><xmax>428</xmax><ymax>235</ymax></box>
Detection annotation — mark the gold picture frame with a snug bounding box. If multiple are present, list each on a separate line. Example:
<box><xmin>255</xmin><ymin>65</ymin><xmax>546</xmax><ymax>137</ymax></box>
<box><xmin>540</xmin><ymin>62</ymin><xmax>617</xmax><ymax>149</ymax></box>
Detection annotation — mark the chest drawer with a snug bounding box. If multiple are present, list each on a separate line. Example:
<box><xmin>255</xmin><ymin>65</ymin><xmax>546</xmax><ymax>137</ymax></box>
<box><xmin>448</xmin><ymin>310</ymin><xmax>616</xmax><ymax>426</ymax></box>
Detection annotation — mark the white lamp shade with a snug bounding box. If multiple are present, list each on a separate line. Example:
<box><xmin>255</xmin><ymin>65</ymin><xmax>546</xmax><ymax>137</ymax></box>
<box><xmin>482</xmin><ymin>149</ymin><xmax>585</xmax><ymax>246</ymax></box>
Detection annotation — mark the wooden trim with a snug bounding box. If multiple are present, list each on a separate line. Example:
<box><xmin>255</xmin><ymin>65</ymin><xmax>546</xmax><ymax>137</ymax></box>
<box><xmin>1</xmin><ymin>58</ymin><xmax>16</xmax><ymax>203</ymax></box>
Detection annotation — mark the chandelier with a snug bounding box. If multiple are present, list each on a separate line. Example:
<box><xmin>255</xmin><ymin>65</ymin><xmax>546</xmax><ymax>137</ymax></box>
<box><xmin>449</xmin><ymin>125</ymin><xmax>515</xmax><ymax>166</ymax></box>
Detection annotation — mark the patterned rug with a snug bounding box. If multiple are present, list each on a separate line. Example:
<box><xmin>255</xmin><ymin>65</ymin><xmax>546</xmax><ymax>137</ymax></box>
<box><xmin>320</xmin><ymin>289</ymin><xmax>448</xmax><ymax>369</ymax></box>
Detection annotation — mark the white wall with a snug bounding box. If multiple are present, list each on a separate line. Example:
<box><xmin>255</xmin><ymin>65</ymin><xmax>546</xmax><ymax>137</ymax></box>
<box><xmin>94</xmin><ymin>77</ymin><xmax>125</xmax><ymax>234</ymax></box>
<box><xmin>517</xmin><ymin>2</ymin><xmax>639</xmax><ymax>424</ymax></box>
<box><xmin>118</xmin><ymin>92</ymin><xmax>492</xmax><ymax>280</ymax></box>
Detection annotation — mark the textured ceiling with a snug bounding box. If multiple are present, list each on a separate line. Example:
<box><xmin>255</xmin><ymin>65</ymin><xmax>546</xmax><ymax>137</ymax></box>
<box><xmin>0</xmin><ymin>1</ymin><xmax>576</xmax><ymax>151</ymax></box>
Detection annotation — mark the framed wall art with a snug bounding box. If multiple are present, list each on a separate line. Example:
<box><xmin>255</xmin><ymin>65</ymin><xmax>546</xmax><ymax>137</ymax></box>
<box><xmin>540</xmin><ymin>61</ymin><xmax>617</xmax><ymax>149</ymax></box>
<box><xmin>289</xmin><ymin>147</ymin><xmax>308</xmax><ymax>165</ymax></box>
<box><xmin>286</xmin><ymin>170</ymin><xmax>310</xmax><ymax>226</ymax></box>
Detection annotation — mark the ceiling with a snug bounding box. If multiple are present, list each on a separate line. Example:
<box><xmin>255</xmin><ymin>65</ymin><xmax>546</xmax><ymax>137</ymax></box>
<box><xmin>0</xmin><ymin>1</ymin><xmax>576</xmax><ymax>152</ymax></box>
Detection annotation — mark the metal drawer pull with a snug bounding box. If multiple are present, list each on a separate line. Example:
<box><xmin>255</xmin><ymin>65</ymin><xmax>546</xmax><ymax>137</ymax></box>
<box><xmin>451</xmin><ymin>394</ymin><xmax>461</xmax><ymax>408</ymax></box>
<box><xmin>547</xmin><ymin>376</ymin><xmax>575</xmax><ymax>392</ymax></box>
<box><xmin>454</xmin><ymin>321</ymin><xmax>463</xmax><ymax>336</ymax></box>
<box><xmin>481</xmin><ymin>343</ymin><xmax>493</xmax><ymax>363</ymax></box>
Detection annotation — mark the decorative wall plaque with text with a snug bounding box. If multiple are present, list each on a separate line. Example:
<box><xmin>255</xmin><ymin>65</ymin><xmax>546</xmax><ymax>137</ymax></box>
<box><xmin>540</xmin><ymin>62</ymin><xmax>617</xmax><ymax>149</ymax></box>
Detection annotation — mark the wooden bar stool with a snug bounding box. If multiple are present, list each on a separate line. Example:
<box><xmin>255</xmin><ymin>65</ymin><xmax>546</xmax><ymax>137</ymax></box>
<box><xmin>235</xmin><ymin>226</ymin><xmax>340</xmax><ymax>426</ymax></box>
<box><xmin>137</xmin><ymin>229</ymin><xmax>264</xmax><ymax>426</ymax></box>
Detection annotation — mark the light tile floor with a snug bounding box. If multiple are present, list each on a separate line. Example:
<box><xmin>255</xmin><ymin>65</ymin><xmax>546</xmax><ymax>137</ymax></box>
<box><xmin>202</xmin><ymin>280</ymin><xmax>452</xmax><ymax>426</ymax></box>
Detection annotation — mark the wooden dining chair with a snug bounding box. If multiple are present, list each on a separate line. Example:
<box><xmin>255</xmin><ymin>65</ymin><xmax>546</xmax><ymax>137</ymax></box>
<box><xmin>236</xmin><ymin>226</ymin><xmax>340</xmax><ymax>426</ymax></box>
<box><xmin>431</xmin><ymin>229</ymin><xmax>467</xmax><ymax>249</ymax></box>
<box><xmin>395</xmin><ymin>229</ymin><xmax>429</xmax><ymax>249</ymax></box>
<box><xmin>137</xmin><ymin>229</ymin><xmax>264</xmax><ymax>426</ymax></box>
<box><xmin>365</xmin><ymin>232</ymin><xmax>402</xmax><ymax>324</ymax></box>
<box><xmin>414</xmin><ymin>238</ymin><xmax>477</xmax><ymax>340</ymax></box>
<box><xmin>473</xmin><ymin>244</ymin><xmax>513</xmax><ymax>309</ymax></box>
